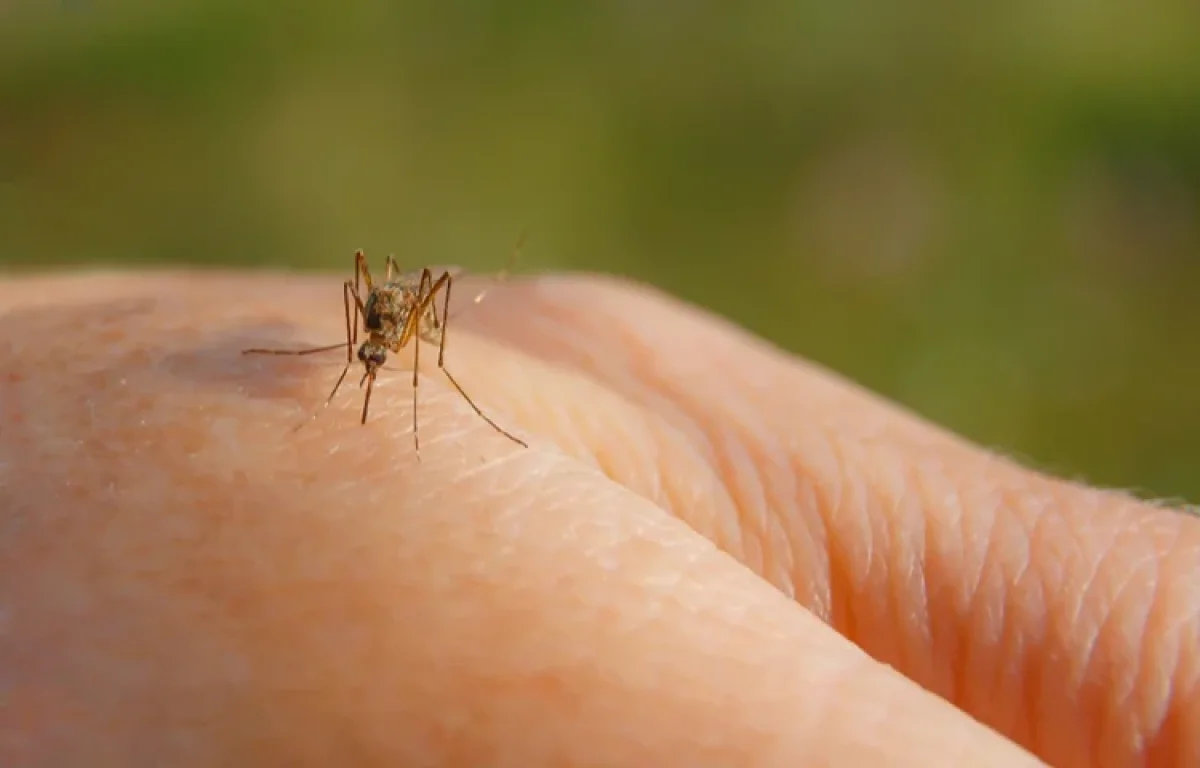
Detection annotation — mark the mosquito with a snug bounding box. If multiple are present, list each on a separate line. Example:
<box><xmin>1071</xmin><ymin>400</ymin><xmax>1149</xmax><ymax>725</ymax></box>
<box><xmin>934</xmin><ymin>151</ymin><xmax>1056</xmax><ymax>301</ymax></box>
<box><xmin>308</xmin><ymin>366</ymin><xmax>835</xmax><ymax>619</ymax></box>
<box><xmin>242</xmin><ymin>241</ymin><xmax>528</xmax><ymax>457</ymax></box>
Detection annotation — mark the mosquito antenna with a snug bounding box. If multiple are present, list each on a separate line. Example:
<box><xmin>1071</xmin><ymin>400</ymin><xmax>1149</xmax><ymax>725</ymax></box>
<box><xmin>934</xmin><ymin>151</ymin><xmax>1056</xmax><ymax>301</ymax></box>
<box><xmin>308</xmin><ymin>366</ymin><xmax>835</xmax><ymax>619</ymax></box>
<box><xmin>471</xmin><ymin>229</ymin><xmax>526</xmax><ymax>308</ymax></box>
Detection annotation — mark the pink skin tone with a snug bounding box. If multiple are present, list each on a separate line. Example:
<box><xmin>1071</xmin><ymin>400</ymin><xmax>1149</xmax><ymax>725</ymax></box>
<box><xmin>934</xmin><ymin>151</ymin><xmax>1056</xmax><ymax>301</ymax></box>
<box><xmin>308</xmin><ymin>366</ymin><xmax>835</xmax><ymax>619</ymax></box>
<box><xmin>0</xmin><ymin>271</ymin><xmax>1197</xmax><ymax>767</ymax></box>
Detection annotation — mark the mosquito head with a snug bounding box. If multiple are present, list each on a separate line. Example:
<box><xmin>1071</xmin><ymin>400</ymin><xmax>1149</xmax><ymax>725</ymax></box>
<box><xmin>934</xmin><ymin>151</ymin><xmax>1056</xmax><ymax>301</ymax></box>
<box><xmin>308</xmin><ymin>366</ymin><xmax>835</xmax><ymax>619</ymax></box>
<box><xmin>357</xmin><ymin>342</ymin><xmax>387</xmax><ymax>375</ymax></box>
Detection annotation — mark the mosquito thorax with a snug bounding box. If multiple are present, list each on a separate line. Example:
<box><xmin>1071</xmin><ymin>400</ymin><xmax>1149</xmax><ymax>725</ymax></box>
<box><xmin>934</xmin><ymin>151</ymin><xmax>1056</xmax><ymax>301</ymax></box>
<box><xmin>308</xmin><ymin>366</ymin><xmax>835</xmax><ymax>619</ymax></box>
<box><xmin>362</xmin><ymin>291</ymin><xmax>387</xmax><ymax>333</ymax></box>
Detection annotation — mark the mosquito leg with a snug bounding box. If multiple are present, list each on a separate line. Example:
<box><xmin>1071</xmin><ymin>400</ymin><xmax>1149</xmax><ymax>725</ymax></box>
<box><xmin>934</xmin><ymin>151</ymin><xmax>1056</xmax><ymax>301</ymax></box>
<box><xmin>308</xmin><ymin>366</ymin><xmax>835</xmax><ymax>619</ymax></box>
<box><xmin>322</xmin><ymin>361</ymin><xmax>353</xmax><ymax>411</ymax></box>
<box><xmin>404</xmin><ymin>269</ymin><xmax>449</xmax><ymax>348</ymax></box>
<box><xmin>244</xmin><ymin>258</ymin><xmax>362</xmax><ymax>357</ymax></box>
<box><xmin>434</xmin><ymin>271</ymin><xmax>527</xmax><ymax>448</ymax></box>
<box><xmin>386</xmin><ymin>254</ymin><xmax>403</xmax><ymax>283</ymax></box>
<box><xmin>347</xmin><ymin>280</ymin><xmax>366</xmax><ymax>344</ymax></box>
<box><xmin>355</xmin><ymin>249</ymin><xmax>375</xmax><ymax>293</ymax></box>
<box><xmin>286</xmin><ymin>280</ymin><xmax>360</xmax><ymax>432</ymax></box>
<box><xmin>341</xmin><ymin>278</ymin><xmax>355</xmax><ymax>363</ymax></box>
<box><xmin>418</xmin><ymin>267</ymin><xmax>441</xmax><ymax>331</ymax></box>
<box><xmin>437</xmin><ymin>270</ymin><xmax>452</xmax><ymax>368</ymax></box>
<box><xmin>437</xmin><ymin>366</ymin><xmax>527</xmax><ymax>448</ymax></box>
<box><xmin>397</xmin><ymin>270</ymin><xmax>525</xmax><ymax>449</ymax></box>
<box><xmin>241</xmin><ymin>342</ymin><xmax>348</xmax><ymax>356</ymax></box>
<box><xmin>339</xmin><ymin>277</ymin><xmax>363</xmax><ymax>385</ymax></box>
<box><xmin>411</xmin><ymin>311</ymin><xmax>422</xmax><ymax>459</ymax></box>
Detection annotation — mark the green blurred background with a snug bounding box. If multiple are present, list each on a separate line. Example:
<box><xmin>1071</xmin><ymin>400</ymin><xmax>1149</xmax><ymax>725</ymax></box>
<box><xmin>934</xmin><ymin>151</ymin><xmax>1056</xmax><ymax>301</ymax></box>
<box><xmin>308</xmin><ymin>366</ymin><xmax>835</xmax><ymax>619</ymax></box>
<box><xmin>1</xmin><ymin>1</ymin><xmax>1197</xmax><ymax>502</ymax></box>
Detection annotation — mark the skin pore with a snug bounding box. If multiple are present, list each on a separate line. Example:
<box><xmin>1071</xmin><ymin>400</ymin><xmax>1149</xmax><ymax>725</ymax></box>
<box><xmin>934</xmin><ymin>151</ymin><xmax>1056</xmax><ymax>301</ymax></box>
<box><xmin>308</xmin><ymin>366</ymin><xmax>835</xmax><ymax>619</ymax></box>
<box><xmin>0</xmin><ymin>270</ymin><xmax>1197</xmax><ymax>767</ymax></box>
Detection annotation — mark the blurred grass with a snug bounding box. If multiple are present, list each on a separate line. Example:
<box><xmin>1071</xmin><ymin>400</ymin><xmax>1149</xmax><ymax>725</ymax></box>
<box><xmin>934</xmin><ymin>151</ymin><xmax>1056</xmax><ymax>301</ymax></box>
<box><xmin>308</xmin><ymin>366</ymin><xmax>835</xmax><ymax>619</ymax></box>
<box><xmin>0</xmin><ymin>0</ymin><xmax>1197</xmax><ymax>501</ymax></box>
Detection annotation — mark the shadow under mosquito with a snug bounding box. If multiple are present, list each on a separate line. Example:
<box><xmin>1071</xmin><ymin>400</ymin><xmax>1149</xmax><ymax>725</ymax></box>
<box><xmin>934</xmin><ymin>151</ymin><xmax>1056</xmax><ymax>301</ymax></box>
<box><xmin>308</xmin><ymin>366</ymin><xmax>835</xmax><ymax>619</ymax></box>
<box><xmin>163</xmin><ymin>324</ymin><xmax>353</xmax><ymax>403</ymax></box>
<box><xmin>0</xmin><ymin>272</ymin><xmax>532</xmax><ymax>425</ymax></box>
<box><xmin>0</xmin><ymin>294</ymin><xmax>334</xmax><ymax>403</ymax></box>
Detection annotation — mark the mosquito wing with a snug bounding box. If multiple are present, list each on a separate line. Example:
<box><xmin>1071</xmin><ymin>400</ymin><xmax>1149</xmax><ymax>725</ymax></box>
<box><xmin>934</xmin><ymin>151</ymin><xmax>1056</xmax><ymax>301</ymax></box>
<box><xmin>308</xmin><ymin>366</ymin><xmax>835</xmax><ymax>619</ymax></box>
<box><xmin>438</xmin><ymin>231</ymin><xmax>526</xmax><ymax>323</ymax></box>
<box><xmin>394</xmin><ymin>264</ymin><xmax>508</xmax><ymax>326</ymax></box>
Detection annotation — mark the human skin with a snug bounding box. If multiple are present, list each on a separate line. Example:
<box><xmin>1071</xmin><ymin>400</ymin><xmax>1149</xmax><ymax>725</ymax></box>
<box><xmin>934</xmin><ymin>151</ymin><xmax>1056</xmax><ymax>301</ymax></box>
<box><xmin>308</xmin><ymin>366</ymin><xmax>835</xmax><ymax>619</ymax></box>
<box><xmin>0</xmin><ymin>270</ymin><xmax>1197</xmax><ymax>767</ymax></box>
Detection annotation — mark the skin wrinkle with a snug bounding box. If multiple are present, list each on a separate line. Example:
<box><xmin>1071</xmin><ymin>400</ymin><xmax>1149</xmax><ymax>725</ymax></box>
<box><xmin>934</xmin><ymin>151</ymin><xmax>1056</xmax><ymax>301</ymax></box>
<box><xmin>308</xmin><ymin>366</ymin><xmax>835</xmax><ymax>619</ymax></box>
<box><xmin>1166</xmin><ymin>536</ymin><xmax>1200</xmax><ymax>725</ymax></box>
<box><xmin>469</xmin><ymin>277</ymin><xmax>1200</xmax><ymax>764</ymax></box>
<box><xmin>1041</xmin><ymin>489</ymin><xmax>1161</xmax><ymax>763</ymax></box>
<box><xmin>1173</xmin><ymin>629</ymin><xmax>1200</xmax><ymax>763</ymax></box>
<box><xmin>649</xmin><ymin>348</ymin><xmax>808</xmax><ymax>596</ymax></box>
<box><xmin>785</xmin><ymin>429</ymin><xmax>841</xmax><ymax>621</ymax></box>
<box><xmin>636</xmin><ymin>347</ymin><xmax>834</xmax><ymax>603</ymax></box>
<box><xmin>509</xmin><ymin>280</ymin><xmax>784</xmax><ymax>570</ymax></box>
<box><xmin>1078</xmin><ymin>498</ymin><xmax>1148</xmax><ymax>766</ymax></box>
<box><xmin>869</xmin><ymin>448</ymin><xmax>916</xmax><ymax>680</ymax></box>
<box><xmin>900</xmin><ymin>454</ymin><xmax>936</xmax><ymax>691</ymax></box>
<box><xmin>512</xmin><ymin>281</ymin><xmax>881</xmax><ymax>620</ymax></box>
<box><xmin>664</xmin><ymin>357</ymin><xmax>841</xmax><ymax>606</ymax></box>
<box><xmin>1010</xmin><ymin>592</ymin><xmax>1045</xmax><ymax>761</ymax></box>
<box><xmin>619</xmin><ymin>372</ymin><xmax>757</xmax><ymax>568</ymax></box>
<box><xmin>960</xmin><ymin>468</ymin><xmax>1185</xmax><ymax>763</ymax></box>
<box><xmin>462</xmin><ymin>296</ymin><xmax>755</xmax><ymax>565</ymax></box>
<box><xmin>717</xmin><ymin>441</ymin><xmax>765</xmax><ymax>577</ymax></box>
<box><xmin>820</xmin><ymin>434</ymin><xmax>868</xmax><ymax>638</ymax></box>
<box><xmin>1070</xmin><ymin>512</ymin><xmax>1125</xmax><ymax>725</ymax></box>
<box><xmin>708</xmin><ymin>429</ymin><xmax>768</xmax><ymax>579</ymax></box>
<box><xmin>868</xmin><ymin>436</ymin><xmax>921</xmax><ymax>672</ymax></box>
<box><xmin>490</xmin><ymin>292</ymin><xmax>758</xmax><ymax>575</ymax></box>
<box><xmin>702</xmin><ymin>394</ymin><xmax>805</xmax><ymax>600</ymax></box>
<box><xmin>921</xmin><ymin>457</ymin><xmax>980</xmax><ymax>711</ymax></box>
<box><xmin>434</xmin><ymin>468</ymin><xmax>993</xmax><ymax>768</ymax></box>
<box><xmin>962</xmin><ymin>476</ymin><xmax>1029</xmax><ymax>739</ymax></box>
<box><xmin>590</xmin><ymin>438</ymin><xmax>642</xmax><ymax>506</ymax></box>
<box><xmin>1098</xmin><ymin>542</ymin><xmax>1160</xmax><ymax>717</ymax></box>
<box><xmin>517</xmin><ymin>290</ymin><xmax>681</xmax><ymax>431</ymax></box>
<box><xmin>554</xmin><ymin>371</ymin><xmax>745</xmax><ymax>560</ymax></box>
<box><xmin>994</xmin><ymin>486</ymin><xmax>1038</xmax><ymax>743</ymax></box>
<box><xmin>1133</xmin><ymin>525</ymin><xmax>1199</xmax><ymax>763</ymax></box>
<box><xmin>1022</xmin><ymin>482</ymin><xmax>1095</xmax><ymax>765</ymax></box>
<box><xmin>490</xmin><ymin>279</ymin><xmax>1002</xmax><ymax>673</ymax></box>
<box><xmin>850</xmin><ymin>439</ymin><xmax>897</xmax><ymax>664</ymax></box>
<box><xmin>887</xmin><ymin>451</ymin><xmax>931</xmax><ymax>679</ymax></box>
<box><xmin>750</xmin><ymin>415</ymin><xmax>805</xmax><ymax>603</ymax></box>
<box><xmin>1137</xmin><ymin>600</ymin><xmax>1176</xmax><ymax>762</ymax></box>
<box><xmin>1085</xmin><ymin>558</ymin><xmax>1149</xmax><ymax>766</ymax></box>
<box><xmin>780</xmin><ymin>470</ymin><xmax>825</xmax><ymax>608</ymax></box>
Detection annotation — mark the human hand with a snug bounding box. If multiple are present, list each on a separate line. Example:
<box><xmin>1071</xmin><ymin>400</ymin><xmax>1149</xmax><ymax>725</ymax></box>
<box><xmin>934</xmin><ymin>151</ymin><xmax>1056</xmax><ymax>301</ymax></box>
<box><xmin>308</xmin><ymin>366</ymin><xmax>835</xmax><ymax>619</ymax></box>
<box><xmin>1</xmin><ymin>270</ymin><xmax>1196</xmax><ymax>767</ymax></box>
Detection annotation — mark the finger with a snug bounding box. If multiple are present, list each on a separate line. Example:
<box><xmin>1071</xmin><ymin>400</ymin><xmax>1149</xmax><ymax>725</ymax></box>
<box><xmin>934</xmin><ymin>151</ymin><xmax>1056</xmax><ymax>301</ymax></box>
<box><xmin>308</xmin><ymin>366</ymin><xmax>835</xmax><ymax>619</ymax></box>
<box><xmin>0</xmin><ymin>272</ymin><xmax>1048</xmax><ymax>767</ymax></box>
<box><xmin>459</xmin><ymin>273</ymin><xmax>1200</xmax><ymax>767</ymax></box>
